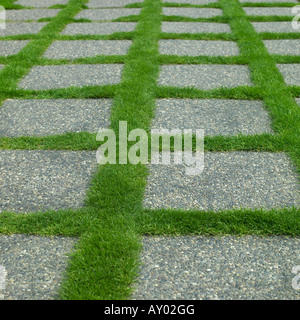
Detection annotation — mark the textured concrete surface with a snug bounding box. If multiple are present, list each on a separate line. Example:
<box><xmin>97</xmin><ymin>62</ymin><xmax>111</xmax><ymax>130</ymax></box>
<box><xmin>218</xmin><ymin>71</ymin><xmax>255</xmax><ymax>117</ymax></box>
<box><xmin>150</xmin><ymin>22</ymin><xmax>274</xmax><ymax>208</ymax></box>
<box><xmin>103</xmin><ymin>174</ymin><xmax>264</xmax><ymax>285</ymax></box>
<box><xmin>159</xmin><ymin>40</ymin><xmax>240</xmax><ymax>56</ymax></box>
<box><xmin>162</xmin><ymin>22</ymin><xmax>231</xmax><ymax>34</ymax></box>
<box><xmin>152</xmin><ymin>99</ymin><xmax>273</xmax><ymax>136</ymax></box>
<box><xmin>6</xmin><ymin>9</ymin><xmax>60</xmax><ymax>21</ymax></box>
<box><xmin>87</xmin><ymin>0</ymin><xmax>144</xmax><ymax>8</ymax></box>
<box><xmin>0</xmin><ymin>99</ymin><xmax>112</xmax><ymax>137</ymax></box>
<box><xmin>132</xmin><ymin>236</ymin><xmax>300</xmax><ymax>300</ymax></box>
<box><xmin>252</xmin><ymin>22</ymin><xmax>300</xmax><ymax>34</ymax></box>
<box><xmin>15</xmin><ymin>0</ymin><xmax>69</xmax><ymax>7</ymax></box>
<box><xmin>158</xmin><ymin>64</ymin><xmax>253</xmax><ymax>90</ymax></box>
<box><xmin>264</xmin><ymin>40</ymin><xmax>300</xmax><ymax>56</ymax></box>
<box><xmin>0</xmin><ymin>41</ymin><xmax>29</xmax><ymax>57</ymax></box>
<box><xmin>0</xmin><ymin>150</ymin><xmax>97</xmax><ymax>213</ymax></box>
<box><xmin>75</xmin><ymin>8</ymin><xmax>141</xmax><ymax>21</ymax></box>
<box><xmin>244</xmin><ymin>7</ymin><xmax>296</xmax><ymax>17</ymax></box>
<box><xmin>0</xmin><ymin>234</ymin><xmax>77</xmax><ymax>300</ymax></box>
<box><xmin>277</xmin><ymin>64</ymin><xmax>300</xmax><ymax>86</ymax></box>
<box><xmin>162</xmin><ymin>7</ymin><xmax>223</xmax><ymax>18</ymax></box>
<box><xmin>0</xmin><ymin>23</ymin><xmax>47</xmax><ymax>36</ymax></box>
<box><xmin>62</xmin><ymin>22</ymin><xmax>137</xmax><ymax>35</ymax></box>
<box><xmin>18</xmin><ymin>64</ymin><xmax>124</xmax><ymax>90</ymax></box>
<box><xmin>143</xmin><ymin>152</ymin><xmax>299</xmax><ymax>211</ymax></box>
<box><xmin>162</xmin><ymin>0</ymin><xmax>217</xmax><ymax>4</ymax></box>
<box><xmin>43</xmin><ymin>40</ymin><xmax>132</xmax><ymax>59</ymax></box>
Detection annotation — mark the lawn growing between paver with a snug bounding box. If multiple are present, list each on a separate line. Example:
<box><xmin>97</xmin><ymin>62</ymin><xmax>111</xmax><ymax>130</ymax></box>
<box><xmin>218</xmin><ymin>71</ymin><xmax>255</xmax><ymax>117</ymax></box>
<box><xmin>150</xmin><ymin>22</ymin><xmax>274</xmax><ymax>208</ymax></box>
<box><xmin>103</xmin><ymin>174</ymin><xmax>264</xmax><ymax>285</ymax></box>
<box><xmin>0</xmin><ymin>0</ymin><xmax>299</xmax><ymax>300</ymax></box>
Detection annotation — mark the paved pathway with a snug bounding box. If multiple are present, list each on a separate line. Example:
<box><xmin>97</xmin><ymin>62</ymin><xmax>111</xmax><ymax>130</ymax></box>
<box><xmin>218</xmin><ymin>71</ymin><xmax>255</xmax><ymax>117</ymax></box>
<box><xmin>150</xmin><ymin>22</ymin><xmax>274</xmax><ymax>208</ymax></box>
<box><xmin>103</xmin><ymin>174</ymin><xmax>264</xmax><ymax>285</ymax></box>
<box><xmin>0</xmin><ymin>0</ymin><xmax>299</xmax><ymax>300</ymax></box>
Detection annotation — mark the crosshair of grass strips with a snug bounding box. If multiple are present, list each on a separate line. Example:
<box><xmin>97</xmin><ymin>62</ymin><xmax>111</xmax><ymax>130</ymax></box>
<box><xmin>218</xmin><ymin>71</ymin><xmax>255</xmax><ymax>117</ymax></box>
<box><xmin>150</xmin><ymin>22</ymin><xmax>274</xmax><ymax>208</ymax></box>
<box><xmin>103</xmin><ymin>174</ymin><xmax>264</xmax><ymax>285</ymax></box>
<box><xmin>0</xmin><ymin>0</ymin><xmax>299</xmax><ymax>299</ymax></box>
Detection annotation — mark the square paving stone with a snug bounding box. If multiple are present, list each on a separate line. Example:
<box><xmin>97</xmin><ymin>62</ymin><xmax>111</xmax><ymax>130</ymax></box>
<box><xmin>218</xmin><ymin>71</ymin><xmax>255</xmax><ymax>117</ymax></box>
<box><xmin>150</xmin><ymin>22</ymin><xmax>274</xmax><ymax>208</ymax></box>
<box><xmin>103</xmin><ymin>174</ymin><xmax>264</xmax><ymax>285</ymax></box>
<box><xmin>0</xmin><ymin>99</ymin><xmax>112</xmax><ymax>137</ymax></box>
<box><xmin>252</xmin><ymin>22</ymin><xmax>300</xmax><ymax>34</ymax></box>
<box><xmin>18</xmin><ymin>64</ymin><xmax>124</xmax><ymax>90</ymax></box>
<box><xmin>0</xmin><ymin>41</ymin><xmax>29</xmax><ymax>56</ymax></box>
<box><xmin>62</xmin><ymin>22</ymin><xmax>137</xmax><ymax>35</ymax></box>
<box><xmin>244</xmin><ymin>7</ymin><xmax>295</xmax><ymax>17</ymax></box>
<box><xmin>143</xmin><ymin>152</ymin><xmax>300</xmax><ymax>211</ymax></box>
<box><xmin>152</xmin><ymin>99</ymin><xmax>272</xmax><ymax>136</ymax></box>
<box><xmin>158</xmin><ymin>65</ymin><xmax>253</xmax><ymax>90</ymax></box>
<box><xmin>0</xmin><ymin>234</ymin><xmax>77</xmax><ymax>300</ymax></box>
<box><xmin>87</xmin><ymin>0</ymin><xmax>144</xmax><ymax>8</ymax></box>
<box><xmin>6</xmin><ymin>9</ymin><xmax>60</xmax><ymax>21</ymax></box>
<box><xmin>75</xmin><ymin>8</ymin><xmax>141</xmax><ymax>21</ymax></box>
<box><xmin>264</xmin><ymin>40</ymin><xmax>300</xmax><ymax>56</ymax></box>
<box><xmin>15</xmin><ymin>0</ymin><xmax>69</xmax><ymax>7</ymax></box>
<box><xmin>0</xmin><ymin>23</ymin><xmax>47</xmax><ymax>37</ymax></box>
<box><xmin>131</xmin><ymin>236</ymin><xmax>300</xmax><ymax>300</ymax></box>
<box><xmin>162</xmin><ymin>0</ymin><xmax>217</xmax><ymax>4</ymax></box>
<box><xmin>0</xmin><ymin>150</ymin><xmax>97</xmax><ymax>213</ymax></box>
<box><xmin>162</xmin><ymin>7</ymin><xmax>223</xmax><ymax>18</ymax></box>
<box><xmin>277</xmin><ymin>64</ymin><xmax>300</xmax><ymax>86</ymax></box>
<box><xmin>161</xmin><ymin>22</ymin><xmax>231</xmax><ymax>34</ymax></box>
<box><xmin>43</xmin><ymin>40</ymin><xmax>132</xmax><ymax>59</ymax></box>
<box><xmin>159</xmin><ymin>40</ymin><xmax>240</xmax><ymax>56</ymax></box>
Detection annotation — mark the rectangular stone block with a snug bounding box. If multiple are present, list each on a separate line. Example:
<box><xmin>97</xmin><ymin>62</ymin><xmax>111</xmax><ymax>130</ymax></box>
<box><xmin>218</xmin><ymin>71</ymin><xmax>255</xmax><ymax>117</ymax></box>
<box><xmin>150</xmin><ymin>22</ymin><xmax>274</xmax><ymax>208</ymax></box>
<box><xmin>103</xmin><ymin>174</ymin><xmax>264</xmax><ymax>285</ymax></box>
<box><xmin>162</xmin><ymin>0</ymin><xmax>217</xmax><ymax>4</ymax></box>
<box><xmin>18</xmin><ymin>64</ymin><xmax>124</xmax><ymax>90</ymax></box>
<box><xmin>161</xmin><ymin>22</ymin><xmax>231</xmax><ymax>34</ymax></box>
<box><xmin>263</xmin><ymin>40</ymin><xmax>300</xmax><ymax>56</ymax></box>
<box><xmin>43</xmin><ymin>40</ymin><xmax>132</xmax><ymax>59</ymax></box>
<box><xmin>87</xmin><ymin>0</ymin><xmax>144</xmax><ymax>8</ymax></box>
<box><xmin>244</xmin><ymin>7</ymin><xmax>295</xmax><ymax>17</ymax></box>
<box><xmin>75</xmin><ymin>8</ymin><xmax>141</xmax><ymax>21</ymax></box>
<box><xmin>15</xmin><ymin>0</ymin><xmax>69</xmax><ymax>7</ymax></box>
<box><xmin>0</xmin><ymin>99</ymin><xmax>112</xmax><ymax>137</ymax></box>
<box><xmin>277</xmin><ymin>64</ymin><xmax>300</xmax><ymax>86</ymax></box>
<box><xmin>0</xmin><ymin>23</ymin><xmax>47</xmax><ymax>36</ymax></box>
<box><xmin>162</xmin><ymin>7</ymin><xmax>223</xmax><ymax>18</ymax></box>
<box><xmin>252</xmin><ymin>22</ymin><xmax>300</xmax><ymax>34</ymax></box>
<box><xmin>6</xmin><ymin>9</ymin><xmax>60</xmax><ymax>21</ymax></box>
<box><xmin>158</xmin><ymin>65</ymin><xmax>253</xmax><ymax>90</ymax></box>
<box><xmin>0</xmin><ymin>41</ymin><xmax>29</xmax><ymax>56</ymax></box>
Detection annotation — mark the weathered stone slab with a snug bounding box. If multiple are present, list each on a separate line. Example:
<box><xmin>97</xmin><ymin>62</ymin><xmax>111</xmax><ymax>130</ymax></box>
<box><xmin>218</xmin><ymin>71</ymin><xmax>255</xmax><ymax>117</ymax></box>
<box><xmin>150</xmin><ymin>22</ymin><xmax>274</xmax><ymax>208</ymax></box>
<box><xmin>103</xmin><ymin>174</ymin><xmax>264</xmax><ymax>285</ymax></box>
<box><xmin>161</xmin><ymin>22</ymin><xmax>231</xmax><ymax>34</ymax></box>
<box><xmin>0</xmin><ymin>23</ymin><xmax>47</xmax><ymax>36</ymax></box>
<box><xmin>252</xmin><ymin>22</ymin><xmax>300</xmax><ymax>34</ymax></box>
<box><xmin>6</xmin><ymin>9</ymin><xmax>60</xmax><ymax>21</ymax></box>
<box><xmin>244</xmin><ymin>7</ymin><xmax>296</xmax><ymax>17</ymax></box>
<box><xmin>87</xmin><ymin>0</ymin><xmax>144</xmax><ymax>8</ymax></box>
<box><xmin>75</xmin><ymin>8</ymin><xmax>141</xmax><ymax>21</ymax></box>
<box><xmin>264</xmin><ymin>40</ymin><xmax>300</xmax><ymax>56</ymax></box>
<box><xmin>162</xmin><ymin>7</ymin><xmax>223</xmax><ymax>18</ymax></box>
<box><xmin>277</xmin><ymin>64</ymin><xmax>300</xmax><ymax>86</ymax></box>
<box><xmin>15</xmin><ymin>0</ymin><xmax>69</xmax><ymax>7</ymax></box>
<box><xmin>0</xmin><ymin>41</ymin><xmax>29</xmax><ymax>56</ymax></box>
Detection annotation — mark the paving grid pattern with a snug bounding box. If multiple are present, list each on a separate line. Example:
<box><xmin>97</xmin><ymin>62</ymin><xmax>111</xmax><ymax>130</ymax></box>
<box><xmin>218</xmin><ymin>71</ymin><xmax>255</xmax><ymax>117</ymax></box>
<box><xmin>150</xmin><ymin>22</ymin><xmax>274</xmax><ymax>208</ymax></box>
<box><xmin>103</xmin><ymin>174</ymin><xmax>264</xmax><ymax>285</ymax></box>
<box><xmin>158</xmin><ymin>65</ymin><xmax>253</xmax><ymax>89</ymax></box>
<box><xmin>0</xmin><ymin>150</ymin><xmax>97</xmax><ymax>213</ymax></box>
<box><xmin>43</xmin><ymin>40</ymin><xmax>133</xmax><ymax>59</ymax></box>
<box><xmin>161</xmin><ymin>22</ymin><xmax>232</xmax><ymax>34</ymax></box>
<box><xmin>132</xmin><ymin>236</ymin><xmax>300</xmax><ymax>300</ymax></box>
<box><xmin>152</xmin><ymin>99</ymin><xmax>273</xmax><ymax>136</ymax></box>
<box><xmin>0</xmin><ymin>234</ymin><xmax>77</xmax><ymax>300</ymax></box>
<box><xmin>87</xmin><ymin>0</ymin><xmax>144</xmax><ymax>8</ymax></box>
<box><xmin>0</xmin><ymin>23</ymin><xmax>48</xmax><ymax>37</ymax></box>
<box><xmin>143</xmin><ymin>152</ymin><xmax>300</xmax><ymax>211</ymax></box>
<box><xmin>0</xmin><ymin>99</ymin><xmax>112</xmax><ymax>137</ymax></box>
<box><xmin>15</xmin><ymin>0</ymin><xmax>69</xmax><ymax>7</ymax></box>
<box><xmin>264</xmin><ymin>40</ymin><xmax>300</xmax><ymax>56</ymax></box>
<box><xmin>75</xmin><ymin>8</ymin><xmax>142</xmax><ymax>21</ymax></box>
<box><xmin>159</xmin><ymin>40</ymin><xmax>240</xmax><ymax>56</ymax></box>
<box><xmin>252</xmin><ymin>22</ymin><xmax>300</xmax><ymax>34</ymax></box>
<box><xmin>277</xmin><ymin>64</ymin><xmax>300</xmax><ymax>86</ymax></box>
<box><xmin>162</xmin><ymin>7</ymin><xmax>223</xmax><ymax>18</ymax></box>
<box><xmin>5</xmin><ymin>9</ymin><xmax>61</xmax><ymax>21</ymax></box>
<box><xmin>243</xmin><ymin>7</ymin><xmax>296</xmax><ymax>17</ymax></box>
<box><xmin>18</xmin><ymin>64</ymin><xmax>124</xmax><ymax>90</ymax></box>
<box><xmin>61</xmin><ymin>22</ymin><xmax>137</xmax><ymax>35</ymax></box>
<box><xmin>0</xmin><ymin>41</ymin><xmax>29</xmax><ymax>56</ymax></box>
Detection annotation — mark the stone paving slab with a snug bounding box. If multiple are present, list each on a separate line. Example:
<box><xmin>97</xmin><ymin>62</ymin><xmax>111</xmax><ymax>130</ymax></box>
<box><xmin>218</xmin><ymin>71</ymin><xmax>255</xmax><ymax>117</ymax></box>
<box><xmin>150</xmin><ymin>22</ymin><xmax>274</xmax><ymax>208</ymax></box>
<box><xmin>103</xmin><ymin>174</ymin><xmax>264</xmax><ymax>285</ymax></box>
<box><xmin>18</xmin><ymin>64</ymin><xmax>124</xmax><ymax>90</ymax></box>
<box><xmin>152</xmin><ymin>99</ymin><xmax>272</xmax><ymax>136</ymax></box>
<box><xmin>240</xmin><ymin>0</ymin><xmax>297</xmax><ymax>2</ymax></box>
<box><xmin>0</xmin><ymin>23</ymin><xmax>47</xmax><ymax>37</ymax></box>
<box><xmin>159</xmin><ymin>40</ymin><xmax>240</xmax><ymax>56</ymax></box>
<box><xmin>158</xmin><ymin>65</ymin><xmax>253</xmax><ymax>90</ymax></box>
<box><xmin>6</xmin><ymin>9</ymin><xmax>60</xmax><ymax>21</ymax></box>
<box><xmin>62</xmin><ymin>22</ymin><xmax>137</xmax><ymax>35</ymax></box>
<box><xmin>0</xmin><ymin>99</ymin><xmax>112</xmax><ymax>137</ymax></box>
<box><xmin>252</xmin><ymin>22</ymin><xmax>300</xmax><ymax>34</ymax></box>
<box><xmin>0</xmin><ymin>41</ymin><xmax>29</xmax><ymax>56</ymax></box>
<box><xmin>143</xmin><ymin>152</ymin><xmax>299</xmax><ymax>211</ymax></box>
<box><xmin>75</xmin><ymin>9</ymin><xmax>141</xmax><ymax>21</ymax></box>
<box><xmin>244</xmin><ymin>7</ymin><xmax>295</xmax><ymax>17</ymax></box>
<box><xmin>15</xmin><ymin>0</ymin><xmax>69</xmax><ymax>7</ymax></box>
<box><xmin>43</xmin><ymin>40</ymin><xmax>132</xmax><ymax>59</ymax></box>
<box><xmin>277</xmin><ymin>64</ymin><xmax>300</xmax><ymax>86</ymax></box>
<box><xmin>264</xmin><ymin>40</ymin><xmax>300</xmax><ymax>56</ymax></box>
<box><xmin>162</xmin><ymin>0</ymin><xmax>217</xmax><ymax>4</ymax></box>
<box><xmin>131</xmin><ymin>236</ymin><xmax>300</xmax><ymax>300</ymax></box>
<box><xmin>162</xmin><ymin>7</ymin><xmax>223</xmax><ymax>18</ymax></box>
<box><xmin>0</xmin><ymin>234</ymin><xmax>77</xmax><ymax>300</ymax></box>
<box><xmin>87</xmin><ymin>0</ymin><xmax>144</xmax><ymax>8</ymax></box>
<box><xmin>162</xmin><ymin>22</ymin><xmax>231</xmax><ymax>34</ymax></box>
<box><xmin>0</xmin><ymin>150</ymin><xmax>97</xmax><ymax>213</ymax></box>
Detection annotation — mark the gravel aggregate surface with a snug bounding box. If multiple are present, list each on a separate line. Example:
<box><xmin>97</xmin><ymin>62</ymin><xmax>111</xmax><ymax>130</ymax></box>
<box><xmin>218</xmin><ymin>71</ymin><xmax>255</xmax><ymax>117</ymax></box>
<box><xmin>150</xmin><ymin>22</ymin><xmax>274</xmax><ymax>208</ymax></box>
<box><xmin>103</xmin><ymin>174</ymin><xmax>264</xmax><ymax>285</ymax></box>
<box><xmin>43</xmin><ymin>40</ymin><xmax>132</xmax><ymax>59</ymax></box>
<box><xmin>0</xmin><ymin>23</ymin><xmax>47</xmax><ymax>36</ymax></box>
<box><xmin>0</xmin><ymin>150</ymin><xmax>97</xmax><ymax>213</ymax></box>
<box><xmin>75</xmin><ymin>8</ymin><xmax>141</xmax><ymax>20</ymax></box>
<box><xmin>0</xmin><ymin>234</ymin><xmax>77</xmax><ymax>300</ymax></box>
<box><xmin>162</xmin><ymin>22</ymin><xmax>231</xmax><ymax>34</ymax></box>
<box><xmin>131</xmin><ymin>235</ymin><xmax>300</xmax><ymax>300</ymax></box>
<box><xmin>264</xmin><ymin>40</ymin><xmax>300</xmax><ymax>56</ymax></box>
<box><xmin>0</xmin><ymin>41</ymin><xmax>29</xmax><ymax>57</ymax></box>
<box><xmin>18</xmin><ymin>64</ymin><xmax>124</xmax><ymax>90</ymax></box>
<box><xmin>162</xmin><ymin>0</ymin><xmax>217</xmax><ymax>4</ymax></box>
<box><xmin>15</xmin><ymin>0</ymin><xmax>69</xmax><ymax>7</ymax></box>
<box><xmin>162</xmin><ymin>7</ymin><xmax>223</xmax><ymax>18</ymax></box>
<box><xmin>87</xmin><ymin>0</ymin><xmax>144</xmax><ymax>8</ymax></box>
<box><xmin>243</xmin><ymin>7</ymin><xmax>296</xmax><ymax>17</ymax></box>
<box><xmin>5</xmin><ymin>9</ymin><xmax>60</xmax><ymax>21</ymax></box>
<box><xmin>252</xmin><ymin>22</ymin><xmax>300</xmax><ymax>34</ymax></box>
<box><xmin>277</xmin><ymin>64</ymin><xmax>300</xmax><ymax>86</ymax></box>
<box><xmin>0</xmin><ymin>99</ymin><xmax>112</xmax><ymax>137</ymax></box>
